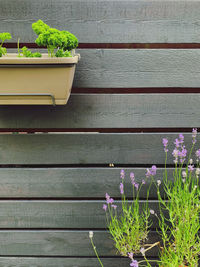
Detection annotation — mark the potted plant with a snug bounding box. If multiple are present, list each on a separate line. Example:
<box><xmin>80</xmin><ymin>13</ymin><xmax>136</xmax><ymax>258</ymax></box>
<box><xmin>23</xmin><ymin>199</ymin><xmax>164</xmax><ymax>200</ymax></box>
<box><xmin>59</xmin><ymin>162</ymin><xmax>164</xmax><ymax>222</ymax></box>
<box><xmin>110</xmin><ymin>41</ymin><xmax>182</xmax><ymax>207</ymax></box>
<box><xmin>0</xmin><ymin>20</ymin><xmax>80</xmax><ymax>105</ymax></box>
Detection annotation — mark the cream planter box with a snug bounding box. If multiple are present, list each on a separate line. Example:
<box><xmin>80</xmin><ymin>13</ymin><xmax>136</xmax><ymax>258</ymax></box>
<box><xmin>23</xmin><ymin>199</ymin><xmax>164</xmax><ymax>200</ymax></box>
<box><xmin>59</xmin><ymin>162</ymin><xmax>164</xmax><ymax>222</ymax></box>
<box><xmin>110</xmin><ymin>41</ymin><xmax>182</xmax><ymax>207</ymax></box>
<box><xmin>0</xmin><ymin>53</ymin><xmax>80</xmax><ymax>105</ymax></box>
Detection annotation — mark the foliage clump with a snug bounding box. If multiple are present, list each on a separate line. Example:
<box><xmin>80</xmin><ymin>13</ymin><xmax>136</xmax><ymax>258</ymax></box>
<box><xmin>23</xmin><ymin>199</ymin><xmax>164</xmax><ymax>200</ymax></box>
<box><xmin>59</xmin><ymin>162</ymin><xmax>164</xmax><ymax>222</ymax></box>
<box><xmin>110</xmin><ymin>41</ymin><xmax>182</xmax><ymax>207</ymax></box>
<box><xmin>158</xmin><ymin>130</ymin><xmax>200</xmax><ymax>267</ymax></box>
<box><xmin>55</xmin><ymin>48</ymin><xmax>72</xmax><ymax>58</ymax></box>
<box><xmin>0</xmin><ymin>32</ymin><xmax>12</xmax><ymax>57</ymax></box>
<box><xmin>20</xmin><ymin>46</ymin><xmax>41</xmax><ymax>58</ymax></box>
<box><xmin>32</xmin><ymin>20</ymin><xmax>78</xmax><ymax>57</ymax></box>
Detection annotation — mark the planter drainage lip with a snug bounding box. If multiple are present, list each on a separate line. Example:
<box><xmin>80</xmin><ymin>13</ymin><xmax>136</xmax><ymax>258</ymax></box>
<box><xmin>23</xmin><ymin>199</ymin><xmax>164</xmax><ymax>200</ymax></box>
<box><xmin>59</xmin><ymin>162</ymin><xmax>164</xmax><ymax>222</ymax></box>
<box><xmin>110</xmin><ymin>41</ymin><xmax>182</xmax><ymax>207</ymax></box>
<box><xmin>0</xmin><ymin>53</ymin><xmax>80</xmax><ymax>64</ymax></box>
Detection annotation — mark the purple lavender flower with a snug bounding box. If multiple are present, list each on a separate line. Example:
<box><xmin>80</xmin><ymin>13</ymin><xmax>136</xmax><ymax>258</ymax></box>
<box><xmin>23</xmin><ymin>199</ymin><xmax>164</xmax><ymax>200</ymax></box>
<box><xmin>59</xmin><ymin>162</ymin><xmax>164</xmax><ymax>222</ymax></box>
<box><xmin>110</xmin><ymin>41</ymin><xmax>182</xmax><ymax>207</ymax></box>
<box><xmin>105</xmin><ymin>193</ymin><xmax>114</xmax><ymax>204</ymax></box>
<box><xmin>120</xmin><ymin>183</ymin><xmax>124</xmax><ymax>194</ymax></box>
<box><xmin>128</xmin><ymin>252</ymin><xmax>133</xmax><ymax>260</ymax></box>
<box><xmin>196</xmin><ymin>149</ymin><xmax>200</xmax><ymax>160</ymax></box>
<box><xmin>134</xmin><ymin>183</ymin><xmax>139</xmax><ymax>190</ymax></box>
<box><xmin>140</xmin><ymin>247</ymin><xmax>145</xmax><ymax>256</ymax></box>
<box><xmin>179</xmin><ymin>134</ymin><xmax>184</xmax><ymax>144</ymax></box>
<box><xmin>172</xmin><ymin>148</ymin><xmax>179</xmax><ymax>163</ymax></box>
<box><xmin>145</xmin><ymin>168</ymin><xmax>151</xmax><ymax>178</ymax></box>
<box><xmin>174</xmin><ymin>138</ymin><xmax>180</xmax><ymax>148</ymax></box>
<box><xmin>105</xmin><ymin>193</ymin><xmax>110</xmax><ymax>202</ymax></box>
<box><xmin>130</xmin><ymin>260</ymin><xmax>138</xmax><ymax>267</ymax></box>
<box><xmin>109</xmin><ymin>198</ymin><xmax>114</xmax><ymax>204</ymax></box>
<box><xmin>188</xmin><ymin>164</ymin><xmax>194</xmax><ymax>172</ymax></box>
<box><xmin>179</xmin><ymin>146</ymin><xmax>187</xmax><ymax>163</ymax></box>
<box><xmin>103</xmin><ymin>204</ymin><xmax>107</xmax><ymax>211</ymax></box>
<box><xmin>142</xmin><ymin>179</ymin><xmax>146</xmax><ymax>185</ymax></box>
<box><xmin>130</xmin><ymin>172</ymin><xmax>135</xmax><ymax>185</ymax></box>
<box><xmin>120</xmin><ymin>169</ymin><xmax>125</xmax><ymax>179</ymax></box>
<box><xmin>162</xmin><ymin>138</ymin><xmax>168</xmax><ymax>152</ymax></box>
<box><xmin>145</xmin><ymin>165</ymin><xmax>157</xmax><ymax>178</ymax></box>
<box><xmin>192</xmin><ymin>128</ymin><xmax>197</xmax><ymax>144</ymax></box>
<box><xmin>151</xmin><ymin>165</ymin><xmax>157</xmax><ymax>176</ymax></box>
<box><xmin>111</xmin><ymin>204</ymin><xmax>117</xmax><ymax>210</ymax></box>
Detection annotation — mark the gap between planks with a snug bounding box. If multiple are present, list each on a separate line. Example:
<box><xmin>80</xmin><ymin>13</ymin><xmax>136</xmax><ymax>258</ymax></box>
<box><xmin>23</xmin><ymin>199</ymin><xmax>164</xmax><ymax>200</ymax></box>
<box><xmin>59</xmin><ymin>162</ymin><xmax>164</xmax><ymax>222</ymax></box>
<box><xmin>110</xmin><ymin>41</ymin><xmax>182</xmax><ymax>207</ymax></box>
<box><xmin>0</xmin><ymin>128</ymin><xmax>196</xmax><ymax>133</ymax></box>
<box><xmin>5</xmin><ymin>43</ymin><xmax>200</xmax><ymax>49</ymax></box>
<box><xmin>72</xmin><ymin>87</ymin><xmax>200</xmax><ymax>94</ymax></box>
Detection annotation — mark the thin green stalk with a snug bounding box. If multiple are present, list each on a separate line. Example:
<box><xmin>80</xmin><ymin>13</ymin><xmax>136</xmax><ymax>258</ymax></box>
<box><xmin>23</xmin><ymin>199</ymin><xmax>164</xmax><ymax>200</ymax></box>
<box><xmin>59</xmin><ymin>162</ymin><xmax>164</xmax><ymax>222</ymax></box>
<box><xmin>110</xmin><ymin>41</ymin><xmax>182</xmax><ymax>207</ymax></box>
<box><xmin>89</xmin><ymin>234</ymin><xmax>104</xmax><ymax>267</ymax></box>
<box><xmin>17</xmin><ymin>38</ymin><xmax>21</xmax><ymax>57</ymax></box>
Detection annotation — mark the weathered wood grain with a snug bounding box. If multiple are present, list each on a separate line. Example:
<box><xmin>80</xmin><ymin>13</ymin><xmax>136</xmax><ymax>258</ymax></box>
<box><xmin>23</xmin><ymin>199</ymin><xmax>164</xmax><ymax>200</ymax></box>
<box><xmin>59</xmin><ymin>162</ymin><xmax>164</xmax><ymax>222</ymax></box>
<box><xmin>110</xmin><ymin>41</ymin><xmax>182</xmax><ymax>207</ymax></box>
<box><xmin>1</xmin><ymin>0</ymin><xmax>200</xmax><ymax>43</ymax></box>
<box><xmin>0</xmin><ymin>257</ymin><xmax>135</xmax><ymax>267</ymax></box>
<box><xmin>0</xmin><ymin>200</ymin><xmax>160</xmax><ymax>228</ymax></box>
<box><xmin>0</xmin><ymin>257</ymin><xmax>158</xmax><ymax>267</ymax></box>
<box><xmin>74</xmin><ymin>49</ymin><xmax>200</xmax><ymax>88</ymax></box>
<box><xmin>0</xmin><ymin>258</ymin><xmax>156</xmax><ymax>267</ymax></box>
<box><xmin>0</xmin><ymin>133</ymin><xmax>195</xmax><ymax>165</ymax></box>
<box><xmin>0</xmin><ymin>230</ymin><xmax>160</xmax><ymax>257</ymax></box>
<box><xmin>0</xmin><ymin>93</ymin><xmax>200</xmax><ymax>128</ymax></box>
<box><xmin>3</xmin><ymin>49</ymin><xmax>200</xmax><ymax>88</ymax></box>
<box><xmin>0</xmin><ymin>168</ymin><xmax>172</xmax><ymax>199</ymax></box>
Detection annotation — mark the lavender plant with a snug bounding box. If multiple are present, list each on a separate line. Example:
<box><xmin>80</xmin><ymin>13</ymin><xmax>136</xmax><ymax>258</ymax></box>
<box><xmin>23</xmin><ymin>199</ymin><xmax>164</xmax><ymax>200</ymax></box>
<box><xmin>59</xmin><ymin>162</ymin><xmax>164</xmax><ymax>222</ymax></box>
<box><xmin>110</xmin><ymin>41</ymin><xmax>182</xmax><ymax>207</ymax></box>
<box><xmin>104</xmin><ymin>173</ymin><xmax>148</xmax><ymax>266</ymax></box>
<box><xmin>92</xmin><ymin>169</ymin><xmax>159</xmax><ymax>267</ymax></box>
<box><xmin>155</xmin><ymin>130</ymin><xmax>200</xmax><ymax>267</ymax></box>
<box><xmin>90</xmin><ymin>129</ymin><xmax>200</xmax><ymax>267</ymax></box>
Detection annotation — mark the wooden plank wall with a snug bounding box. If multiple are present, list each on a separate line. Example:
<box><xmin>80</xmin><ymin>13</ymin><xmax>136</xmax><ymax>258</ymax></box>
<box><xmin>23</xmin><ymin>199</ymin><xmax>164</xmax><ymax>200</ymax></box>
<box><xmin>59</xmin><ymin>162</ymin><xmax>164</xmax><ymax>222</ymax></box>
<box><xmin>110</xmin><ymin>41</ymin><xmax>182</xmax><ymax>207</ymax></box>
<box><xmin>0</xmin><ymin>0</ymin><xmax>200</xmax><ymax>266</ymax></box>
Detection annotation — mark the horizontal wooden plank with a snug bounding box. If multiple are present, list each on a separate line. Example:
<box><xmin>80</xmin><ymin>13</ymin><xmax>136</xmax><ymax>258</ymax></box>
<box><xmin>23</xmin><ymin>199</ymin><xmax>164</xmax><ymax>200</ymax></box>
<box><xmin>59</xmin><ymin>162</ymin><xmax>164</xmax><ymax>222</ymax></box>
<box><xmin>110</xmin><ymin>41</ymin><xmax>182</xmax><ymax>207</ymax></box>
<box><xmin>74</xmin><ymin>49</ymin><xmax>200</xmax><ymax>88</ymax></box>
<box><xmin>0</xmin><ymin>200</ymin><xmax>160</xmax><ymax>228</ymax></box>
<box><xmin>0</xmin><ymin>257</ymin><xmax>138</xmax><ymax>267</ymax></box>
<box><xmin>0</xmin><ymin>133</ymin><xmax>195</xmax><ymax>164</ymax></box>
<box><xmin>1</xmin><ymin>0</ymin><xmax>200</xmax><ymax>43</ymax></box>
<box><xmin>2</xmin><ymin>49</ymin><xmax>200</xmax><ymax>88</ymax></box>
<box><xmin>0</xmin><ymin>230</ymin><xmax>160</xmax><ymax>257</ymax></box>
<box><xmin>0</xmin><ymin>258</ymin><xmax>157</xmax><ymax>267</ymax></box>
<box><xmin>0</xmin><ymin>168</ymin><xmax>172</xmax><ymax>199</ymax></box>
<box><xmin>1</xmin><ymin>94</ymin><xmax>200</xmax><ymax>128</ymax></box>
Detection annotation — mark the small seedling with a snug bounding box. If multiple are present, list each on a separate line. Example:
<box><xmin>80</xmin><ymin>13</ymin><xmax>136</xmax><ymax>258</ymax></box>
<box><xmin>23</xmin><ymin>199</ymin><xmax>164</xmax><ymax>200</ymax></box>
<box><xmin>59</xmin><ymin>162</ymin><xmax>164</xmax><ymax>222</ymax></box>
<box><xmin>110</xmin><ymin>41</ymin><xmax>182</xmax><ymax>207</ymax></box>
<box><xmin>17</xmin><ymin>39</ymin><xmax>41</xmax><ymax>58</ymax></box>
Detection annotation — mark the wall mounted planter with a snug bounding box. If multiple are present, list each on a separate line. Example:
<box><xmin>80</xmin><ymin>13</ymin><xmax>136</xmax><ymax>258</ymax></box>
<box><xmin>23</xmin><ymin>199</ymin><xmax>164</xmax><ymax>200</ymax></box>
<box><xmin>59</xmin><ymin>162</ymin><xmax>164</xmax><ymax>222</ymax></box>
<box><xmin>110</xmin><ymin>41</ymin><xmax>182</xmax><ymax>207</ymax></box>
<box><xmin>0</xmin><ymin>53</ymin><xmax>80</xmax><ymax>105</ymax></box>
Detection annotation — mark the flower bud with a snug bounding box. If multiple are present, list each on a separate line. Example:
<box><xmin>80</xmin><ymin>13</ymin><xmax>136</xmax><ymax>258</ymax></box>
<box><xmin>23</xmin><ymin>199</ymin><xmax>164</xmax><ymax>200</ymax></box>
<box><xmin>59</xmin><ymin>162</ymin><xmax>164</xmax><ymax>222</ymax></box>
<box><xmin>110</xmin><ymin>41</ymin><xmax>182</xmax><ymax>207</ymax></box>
<box><xmin>182</xmin><ymin>171</ymin><xmax>187</xmax><ymax>178</ymax></box>
<box><xmin>89</xmin><ymin>231</ymin><xmax>93</xmax><ymax>238</ymax></box>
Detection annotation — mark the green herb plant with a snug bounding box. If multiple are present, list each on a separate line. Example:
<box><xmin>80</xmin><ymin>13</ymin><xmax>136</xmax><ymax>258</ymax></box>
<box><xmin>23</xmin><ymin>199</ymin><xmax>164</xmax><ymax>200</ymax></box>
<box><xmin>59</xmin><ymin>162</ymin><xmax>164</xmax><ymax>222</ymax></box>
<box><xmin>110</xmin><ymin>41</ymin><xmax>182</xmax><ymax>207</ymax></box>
<box><xmin>17</xmin><ymin>38</ymin><xmax>41</xmax><ymax>58</ymax></box>
<box><xmin>0</xmin><ymin>32</ymin><xmax>12</xmax><ymax>57</ymax></box>
<box><xmin>20</xmin><ymin>46</ymin><xmax>41</xmax><ymax>58</ymax></box>
<box><xmin>157</xmin><ymin>131</ymin><xmax>200</xmax><ymax>267</ymax></box>
<box><xmin>32</xmin><ymin>20</ymin><xmax>78</xmax><ymax>57</ymax></box>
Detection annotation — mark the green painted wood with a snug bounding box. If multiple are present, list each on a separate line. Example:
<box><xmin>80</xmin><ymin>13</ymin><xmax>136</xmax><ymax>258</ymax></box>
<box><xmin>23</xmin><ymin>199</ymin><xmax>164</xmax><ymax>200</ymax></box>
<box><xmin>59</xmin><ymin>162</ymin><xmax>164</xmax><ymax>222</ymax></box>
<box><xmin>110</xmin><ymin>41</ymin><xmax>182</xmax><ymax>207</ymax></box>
<box><xmin>0</xmin><ymin>200</ymin><xmax>160</xmax><ymax>228</ymax></box>
<box><xmin>0</xmin><ymin>230</ymin><xmax>160</xmax><ymax>257</ymax></box>
<box><xmin>0</xmin><ymin>133</ymin><xmax>195</xmax><ymax>165</ymax></box>
<box><xmin>1</xmin><ymin>94</ymin><xmax>200</xmax><ymax>128</ymax></box>
<box><xmin>74</xmin><ymin>49</ymin><xmax>200</xmax><ymax>88</ymax></box>
<box><xmin>0</xmin><ymin>168</ymin><xmax>172</xmax><ymax>199</ymax></box>
<box><xmin>0</xmin><ymin>257</ymin><xmax>135</xmax><ymax>267</ymax></box>
<box><xmin>1</xmin><ymin>0</ymin><xmax>200</xmax><ymax>43</ymax></box>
